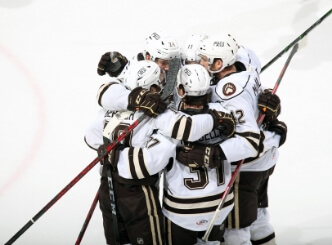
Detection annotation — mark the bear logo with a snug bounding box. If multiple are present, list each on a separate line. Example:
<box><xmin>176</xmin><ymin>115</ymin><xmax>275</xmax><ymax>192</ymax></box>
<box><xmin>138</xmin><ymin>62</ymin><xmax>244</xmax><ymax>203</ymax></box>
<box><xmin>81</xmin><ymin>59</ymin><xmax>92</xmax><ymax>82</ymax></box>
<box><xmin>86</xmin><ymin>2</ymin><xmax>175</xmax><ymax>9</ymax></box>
<box><xmin>223</xmin><ymin>83</ymin><xmax>236</xmax><ymax>96</ymax></box>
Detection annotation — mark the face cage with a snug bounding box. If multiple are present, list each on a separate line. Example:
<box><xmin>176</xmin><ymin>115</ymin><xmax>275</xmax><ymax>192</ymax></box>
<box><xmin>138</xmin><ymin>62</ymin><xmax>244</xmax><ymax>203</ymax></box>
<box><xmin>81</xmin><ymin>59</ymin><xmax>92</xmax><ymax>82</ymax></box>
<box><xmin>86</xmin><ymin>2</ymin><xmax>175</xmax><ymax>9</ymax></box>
<box><xmin>159</xmin><ymin>68</ymin><xmax>166</xmax><ymax>88</ymax></box>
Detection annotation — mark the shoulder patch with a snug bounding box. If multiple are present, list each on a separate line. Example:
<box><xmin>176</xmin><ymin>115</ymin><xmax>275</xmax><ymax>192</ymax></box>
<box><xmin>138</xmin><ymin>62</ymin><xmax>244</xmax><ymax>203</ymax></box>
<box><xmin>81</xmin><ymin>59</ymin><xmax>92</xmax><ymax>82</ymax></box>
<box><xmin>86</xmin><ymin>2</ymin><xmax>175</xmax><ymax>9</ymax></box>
<box><xmin>223</xmin><ymin>82</ymin><xmax>236</xmax><ymax>96</ymax></box>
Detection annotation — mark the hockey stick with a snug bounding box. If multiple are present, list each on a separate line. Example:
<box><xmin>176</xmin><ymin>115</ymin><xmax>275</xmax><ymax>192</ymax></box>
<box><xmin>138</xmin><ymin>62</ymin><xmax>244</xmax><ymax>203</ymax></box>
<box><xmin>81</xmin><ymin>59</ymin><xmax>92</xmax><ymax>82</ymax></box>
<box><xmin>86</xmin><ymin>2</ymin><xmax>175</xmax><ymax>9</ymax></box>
<box><xmin>5</xmin><ymin>58</ymin><xmax>181</xmax><ymax>245</ymax></box>
<box><xmin>202</xmin><ymin>43</ymin><xmax>299</xmax><ymax>242</ymax></box>
<box><xmin>261</xmin><ymin>8</ymin><xmax>331</xmax><ymax>72</ymax></box>
<box><xmin>75</xmin><ymin>190</ymin><xmax>99</xmax><ymax>245</ymax></box>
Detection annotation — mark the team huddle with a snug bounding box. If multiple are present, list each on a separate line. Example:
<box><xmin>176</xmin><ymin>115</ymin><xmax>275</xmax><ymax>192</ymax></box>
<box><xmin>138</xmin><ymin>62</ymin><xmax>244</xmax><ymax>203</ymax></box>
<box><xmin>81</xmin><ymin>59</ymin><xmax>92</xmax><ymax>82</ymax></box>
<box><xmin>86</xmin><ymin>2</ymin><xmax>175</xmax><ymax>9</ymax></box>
<box><xmin>84</xmin><ymin>31</ymin><xmax>287</xmax><ymax>245</ymax></box>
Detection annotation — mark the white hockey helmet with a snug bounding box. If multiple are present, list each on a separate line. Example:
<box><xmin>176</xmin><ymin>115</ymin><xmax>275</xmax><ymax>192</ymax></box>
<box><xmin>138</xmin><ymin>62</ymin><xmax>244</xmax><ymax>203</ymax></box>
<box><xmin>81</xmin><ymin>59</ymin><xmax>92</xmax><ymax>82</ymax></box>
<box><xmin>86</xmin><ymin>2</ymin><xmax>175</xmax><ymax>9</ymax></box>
<box><xmin>198</xmin><ymin>33</ymin><xmax>239</xmax><ymax>73</ymax></box>
<box><xmin>143</xmin><ymin>31</ymin><xmax>180</xmax><ymax>61</ymax></box>
<box><xmin>176</xmin><ymin>64</ymin><xmax>211</xmax><ymax>99</ymax></box>
<box><xmin>123</xmin><ymin>60</ymin><xmax>165</xmax><ymax>92</ymax></box>
<box><xmin>180</xmin><ymin>34</ymin><xmax>208</xmax><ymax>65</ymax></box>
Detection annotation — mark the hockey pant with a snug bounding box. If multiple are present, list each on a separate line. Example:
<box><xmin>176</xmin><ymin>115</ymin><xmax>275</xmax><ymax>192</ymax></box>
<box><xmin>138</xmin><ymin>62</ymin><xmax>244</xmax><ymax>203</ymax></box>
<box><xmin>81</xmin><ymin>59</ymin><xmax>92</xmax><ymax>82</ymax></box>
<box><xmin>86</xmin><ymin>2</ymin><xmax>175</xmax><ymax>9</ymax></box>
<box><xmin>99</xmin><ymin>173</ymin><xmax>165</xmax><ymax>245</ymax></box>
<box><xmin>224</xmin><ymin>166</ymin><xmax>276</xmax><ymax>245</ymax></box>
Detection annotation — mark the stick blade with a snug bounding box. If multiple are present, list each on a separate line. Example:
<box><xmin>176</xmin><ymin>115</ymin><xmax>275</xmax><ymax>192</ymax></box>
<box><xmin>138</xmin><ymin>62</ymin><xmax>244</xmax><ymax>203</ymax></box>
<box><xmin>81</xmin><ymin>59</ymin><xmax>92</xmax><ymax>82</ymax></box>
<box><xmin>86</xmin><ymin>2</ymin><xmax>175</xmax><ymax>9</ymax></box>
<box><xmin>161</xmin><ymin>58</ymin><xmax>181</xmax><ymax>101</ymax></box>
<box><xmin>297</xmin><ymin>36</ymin><xmax>308</xmax><ymax>51</ymax></box>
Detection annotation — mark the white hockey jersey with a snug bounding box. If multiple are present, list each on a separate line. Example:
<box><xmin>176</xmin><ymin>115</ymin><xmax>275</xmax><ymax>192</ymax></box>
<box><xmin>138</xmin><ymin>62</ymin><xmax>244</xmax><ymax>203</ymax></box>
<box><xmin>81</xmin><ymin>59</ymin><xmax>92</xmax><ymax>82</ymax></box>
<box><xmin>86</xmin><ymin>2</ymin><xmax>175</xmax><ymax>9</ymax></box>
<box><xmin>230</xmin><ymin>46</ymin><xmax>281</xmax><ymax>172</ymax></box>
<box><xmin>162</xmin><ymin>151</ymin><xmax>234</xmax><ymax>232</ymax></box>
<box><xmin>211</xmin><ymin>68</ymin><xmax>261</xmax><ymax>163</ymax></box>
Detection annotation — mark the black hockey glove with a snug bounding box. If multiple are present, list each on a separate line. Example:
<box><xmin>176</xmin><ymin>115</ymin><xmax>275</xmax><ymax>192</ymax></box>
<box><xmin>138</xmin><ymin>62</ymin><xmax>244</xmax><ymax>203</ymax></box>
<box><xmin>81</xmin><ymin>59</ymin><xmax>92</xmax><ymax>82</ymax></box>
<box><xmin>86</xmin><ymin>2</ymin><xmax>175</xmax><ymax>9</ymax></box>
<box><xmin>258</xmin><ymin>89</ymin><xmax>281</xmax><ymax>123</ymax></box>
<box><xmin>137</xmin><ymin>52</ymin><xmax>145</xmax><ymax>61</ymax></box>
<box><xmin>207</xmin><ymin>109</ymin><xmax>235</xmax><ymax>138</ymax></box>
<box><xmin>127</xmin><ymin>87</ymin><xmax>167</xmax><ymax>117</ymax></box>
<box><xmin>267</xmin><ymin>119</ymin><xmax>287</xmax><ymax>147</ymax></box>
<box><xmin>97</xmin><ymin>51</ymin><xmax>128</xmax><ymax>77</ymax></box>
<box><xmin>97</xmin><ymin>144</ymin><xmax>126</xmax><ymax>167</ymax></box>
<box><xmin>176</xmin><ymin>143</ymin><xmax>226</xmax><ymax>169</ymax></box>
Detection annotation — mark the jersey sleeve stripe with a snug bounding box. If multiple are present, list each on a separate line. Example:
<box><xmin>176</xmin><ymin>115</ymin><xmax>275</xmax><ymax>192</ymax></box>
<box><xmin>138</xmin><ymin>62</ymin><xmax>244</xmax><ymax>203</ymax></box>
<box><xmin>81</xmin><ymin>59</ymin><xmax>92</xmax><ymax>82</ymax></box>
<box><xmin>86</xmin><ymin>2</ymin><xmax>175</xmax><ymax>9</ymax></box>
<box><xmin>171</xmin><ymin>116</ymin><xmax>193</xmax><ymax>141</ymax></box>
<box><xmin>171</xmin><ymin>116</ymin><xmax>184</xmax><ymax>139</ymax></box>
<box><xmin>96</xmin><ymin>82</ymin><xmax>119</xmax><ymax>107</ymax></box>
<box><xmin>128</xmin><ymin>147</ymin><xmax>138</xmax><ymax>179</ymax></box>
<box><xmin>127</xmin><ymin>147</ymin><xmax>150</xmax><ymax>179</ymax></box>
<box><xmin>137</xmin><ymin>148</ymin><xmax>150</xmax><ymax>178</ymax></box>
<box><xmin>182</xmin><ymin>117</ymin><xmax>192</xmax><ymax>141</ymax></box>
<box><xmin>96</xmin><ymin>82</ymin><xmax>111</xmax><ymax>107</ymax></box>
<box><xmin>235</xmin><ymin>131</ymin><xmax>260</xmax><ymax>151</ymax></box>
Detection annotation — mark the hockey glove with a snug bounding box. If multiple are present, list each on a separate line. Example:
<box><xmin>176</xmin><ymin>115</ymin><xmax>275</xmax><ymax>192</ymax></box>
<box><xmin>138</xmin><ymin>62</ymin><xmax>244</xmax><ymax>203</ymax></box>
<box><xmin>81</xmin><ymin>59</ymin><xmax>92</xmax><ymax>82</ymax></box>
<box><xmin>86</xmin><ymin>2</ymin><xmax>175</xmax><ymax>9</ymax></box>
<box><xmin>97</xmin><ymin>51</ymin><xmax>128</xmax><ymax>77</ymax></box>
<box><xmin>176</xmin><ymin>143</ymin><xmax>226</xmax><ymax>169</ymax></box>
<box><xmin>207</xmin><ymin>109</ymin><xmax>235</xmax><ymax>138</ymax></box>
<box><xmin>258</xmin><ymin>89</ymin><xmax>281</xmax><ymax>123</ymax></box>
<box><xmin>97</xmin><ymin>144</ymin><xmax>126</xmax><ymax>168</ymax></box>
<box><xmin>127</xmin><ymin>87</ymin><xmax>167</xmax><ymax>117</ymax></box>
<box><xmin>267</xmin><ymin>119</ymin><xmax>287</xmax><ymax>147</ymax></box>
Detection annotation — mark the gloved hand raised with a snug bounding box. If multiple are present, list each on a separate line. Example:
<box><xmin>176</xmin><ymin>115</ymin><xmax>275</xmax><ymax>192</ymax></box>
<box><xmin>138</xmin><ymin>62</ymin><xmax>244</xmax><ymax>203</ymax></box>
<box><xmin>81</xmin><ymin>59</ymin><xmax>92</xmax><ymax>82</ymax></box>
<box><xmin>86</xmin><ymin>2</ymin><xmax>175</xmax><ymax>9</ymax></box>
<box><xmin>127</xmin><ymin>87</ymin><xmax>167</xmax><ymax>117</ymax></box>
<box><xmin>97</xmin><ymin>51</ymin><xmax>128</xmax><ymax>77</ymax></box>
<box><xmin>258</xmin><ymin>89</ymin><xmax>281</xmax><ymax>122</ymax></box>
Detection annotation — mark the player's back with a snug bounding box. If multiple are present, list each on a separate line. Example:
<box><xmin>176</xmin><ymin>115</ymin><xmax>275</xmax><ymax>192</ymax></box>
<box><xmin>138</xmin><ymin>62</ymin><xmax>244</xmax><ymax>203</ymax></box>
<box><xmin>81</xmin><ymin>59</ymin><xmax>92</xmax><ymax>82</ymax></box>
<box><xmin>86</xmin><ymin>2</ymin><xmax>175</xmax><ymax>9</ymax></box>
<box><xmin>162</xmin><ymin>106</ymin><xmax>234</xmax><ymax>232</ymax></box>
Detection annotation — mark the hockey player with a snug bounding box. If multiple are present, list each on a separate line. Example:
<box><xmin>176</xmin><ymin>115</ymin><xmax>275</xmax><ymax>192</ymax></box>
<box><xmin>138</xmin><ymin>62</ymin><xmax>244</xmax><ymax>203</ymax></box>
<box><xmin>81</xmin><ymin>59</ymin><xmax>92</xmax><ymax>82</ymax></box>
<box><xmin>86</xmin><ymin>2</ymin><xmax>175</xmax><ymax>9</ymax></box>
<box><xmin>85</xmin><ymin>61</ymin><xmax>235</xmax><ymax>244</ymax></box>
<box><xmin>197</xmin><ymin>34</ymin><xmax>287</xmax><ymax>245</ymax></box>
<box><xmin>196</xmin><ymin>33</ymin><xmax>261</xmax><ymax>166</ymax></box>
<box><xmin>87</xmin><ymin>60</ymin><xmax>167</xmax><ymax>244</ymax></box>
<box><xmin>164</xmin><ymin>64</ymin><xmax>236</xmax><ymax>244</ymax></box>
<box><xmin>106</xmin><ymin>64</ymin><xmax>236</xmax><ymax>244</ymax></box>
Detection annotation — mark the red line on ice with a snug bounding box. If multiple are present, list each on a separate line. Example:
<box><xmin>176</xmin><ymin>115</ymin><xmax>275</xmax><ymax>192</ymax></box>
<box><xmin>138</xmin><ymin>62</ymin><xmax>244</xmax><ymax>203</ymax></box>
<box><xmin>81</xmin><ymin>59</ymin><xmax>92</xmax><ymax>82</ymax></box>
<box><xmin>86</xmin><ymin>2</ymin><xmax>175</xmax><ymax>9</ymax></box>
<box><xmin>0</xmin><ymin>44</ymin><xmax>47</xmax><ymax>197</ymax></box>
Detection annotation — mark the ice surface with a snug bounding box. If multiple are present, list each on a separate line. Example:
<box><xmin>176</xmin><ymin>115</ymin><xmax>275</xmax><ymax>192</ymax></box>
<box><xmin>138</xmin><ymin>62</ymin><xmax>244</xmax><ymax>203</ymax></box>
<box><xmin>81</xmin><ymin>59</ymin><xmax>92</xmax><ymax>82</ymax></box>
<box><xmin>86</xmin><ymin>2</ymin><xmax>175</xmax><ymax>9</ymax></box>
<box><xmin>1</xmin><ymin>0</ymin><xmax>331</xmax><ymax>244</ymax></box>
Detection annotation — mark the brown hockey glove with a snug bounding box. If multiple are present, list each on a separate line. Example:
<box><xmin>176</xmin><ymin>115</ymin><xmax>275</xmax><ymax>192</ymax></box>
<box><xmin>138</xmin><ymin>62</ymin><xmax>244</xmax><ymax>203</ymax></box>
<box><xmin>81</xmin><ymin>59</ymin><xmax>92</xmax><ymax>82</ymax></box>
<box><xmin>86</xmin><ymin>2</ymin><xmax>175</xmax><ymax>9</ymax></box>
<box><xmin>127</xmin><ymin>87</ymin><xmax>167</xmax><ymax>117</ymax></box>
<box><xmin>97</xmin><ymin>144</ymin><xmax>126</xmax><ymax>167</ymax></box>
<box><xmin>258</xmin><ymin>89</ymin><xmax>281</xmax><ymax>123</ymax></box>
<box><xmin>176</xmin><ymin>143</ymin><xmax>226</xmax><ymax>169</ymax></box>
<box><xmin>97</xmin><ymin>51</ymin><xmax>128</xmax><ymax>77</ymax></box>
<box><xmin>208</xmin><ymin>109</ymin><xmax>235</xmax><ymax>138</ymax></box>
<box><xmin>267</xmin><ymin>119</ymin><xmax>287</xmax><ymax>147</ymax></box>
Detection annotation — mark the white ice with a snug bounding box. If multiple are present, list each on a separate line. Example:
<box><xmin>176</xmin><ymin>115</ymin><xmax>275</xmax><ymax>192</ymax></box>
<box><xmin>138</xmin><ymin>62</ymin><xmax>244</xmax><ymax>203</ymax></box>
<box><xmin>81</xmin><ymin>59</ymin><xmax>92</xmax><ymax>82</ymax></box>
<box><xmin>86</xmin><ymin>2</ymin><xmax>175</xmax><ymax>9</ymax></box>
<box><xmin>1</xmin><ymin>0</ymin><xmax>332</xmax><ymax>244</ymax></box>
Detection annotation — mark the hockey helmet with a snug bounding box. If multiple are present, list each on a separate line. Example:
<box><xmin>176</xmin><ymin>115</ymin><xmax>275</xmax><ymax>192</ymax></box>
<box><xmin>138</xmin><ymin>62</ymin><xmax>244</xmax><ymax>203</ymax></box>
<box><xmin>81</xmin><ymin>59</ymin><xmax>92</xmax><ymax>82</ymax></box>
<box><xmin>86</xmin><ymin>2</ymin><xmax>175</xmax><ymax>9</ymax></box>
<box><xmin>176</xmin><ymin>64</ymin><xmax>211</xmax><ymax>99</ymax></box>
<box><xmin>143</xmin><ymin>31</ymin><xmax>180</xmax><ymax>61</ymax></box>
<box><xmin>180</xmin><ymin>34</ymin><xmax>208</xmax><ymax>65</ymax></box>
<box><xmin>123</xmin><ymin>60</ymin><xmax>165</xmax><ymax>92</ymax></box>
<box><xmin>198</xmin><ymin>33</ymin><xmax>239</xmax><ymax>73</ymax></box>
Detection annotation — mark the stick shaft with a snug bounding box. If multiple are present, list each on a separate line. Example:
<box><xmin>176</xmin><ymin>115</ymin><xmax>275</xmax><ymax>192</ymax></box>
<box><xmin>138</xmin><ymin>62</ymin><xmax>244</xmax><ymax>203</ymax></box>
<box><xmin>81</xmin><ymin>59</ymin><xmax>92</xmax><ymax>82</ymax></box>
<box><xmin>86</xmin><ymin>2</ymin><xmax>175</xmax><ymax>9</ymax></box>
<box><xmin>261</xmin><ymin>8</ymin><xmax>332</xmax><ymax>72</ymax></box>
<box><xmin>75</xmin><ymin>191</ymin><xmax>99</xmax><ymax>245</ymax></box>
